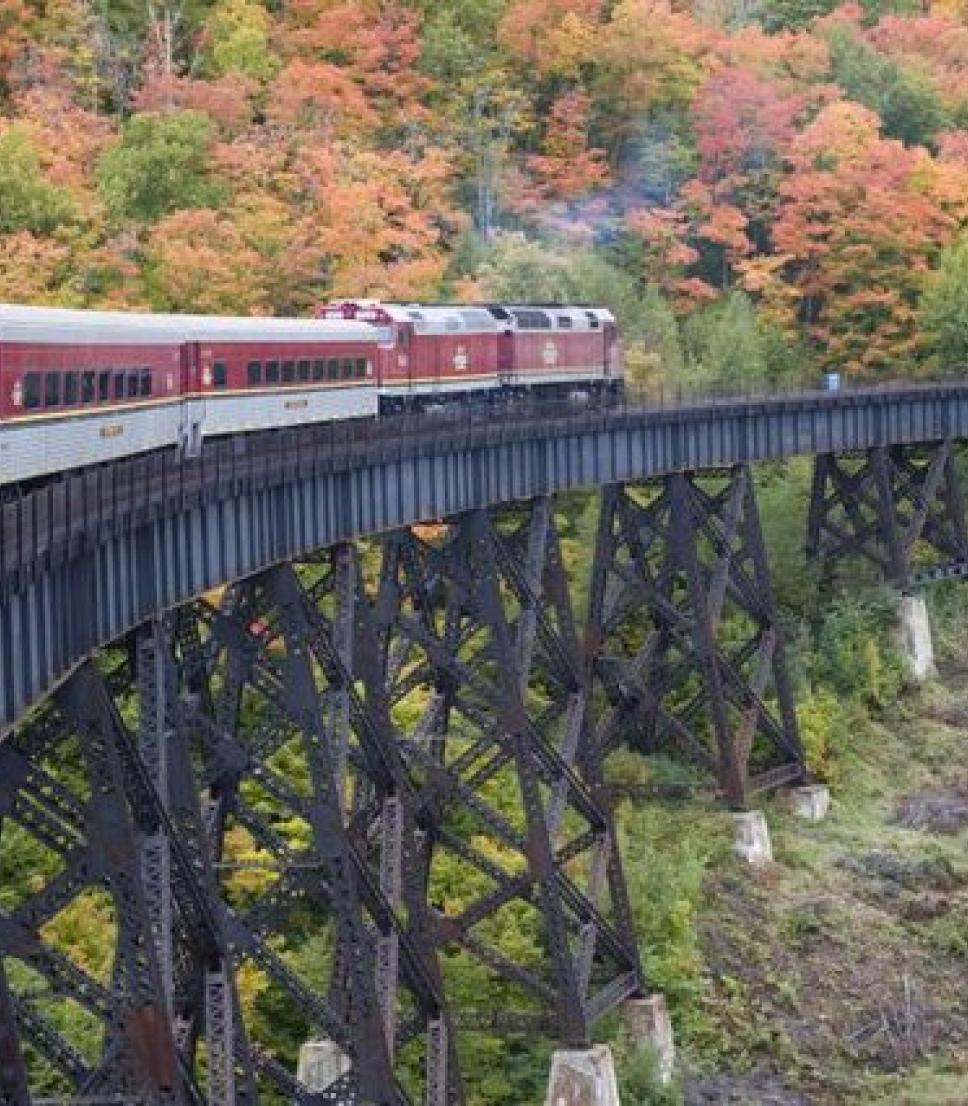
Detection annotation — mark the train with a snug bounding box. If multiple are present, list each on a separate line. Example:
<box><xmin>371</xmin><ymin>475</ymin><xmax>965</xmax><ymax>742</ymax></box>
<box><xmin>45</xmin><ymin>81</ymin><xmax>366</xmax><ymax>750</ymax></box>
<box><xmin>0</xmin><ymin>301</ymin><xmax>621</xmax><ymax>486</ymax></box>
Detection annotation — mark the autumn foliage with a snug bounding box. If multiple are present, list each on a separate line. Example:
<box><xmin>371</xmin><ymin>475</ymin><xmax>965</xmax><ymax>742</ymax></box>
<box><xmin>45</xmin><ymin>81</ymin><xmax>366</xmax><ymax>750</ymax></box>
<box><xmin>0</xmin><ymin>0</ymin><xmax>965</xmax><ymax>376</ymax></box>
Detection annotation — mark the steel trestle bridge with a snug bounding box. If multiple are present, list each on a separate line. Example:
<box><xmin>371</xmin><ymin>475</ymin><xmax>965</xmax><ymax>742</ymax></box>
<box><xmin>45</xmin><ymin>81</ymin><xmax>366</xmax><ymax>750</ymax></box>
<box><xmin>1</xmin><ymin>382</ymin><xmax>967</xmax><ymax>1104</ymax></box>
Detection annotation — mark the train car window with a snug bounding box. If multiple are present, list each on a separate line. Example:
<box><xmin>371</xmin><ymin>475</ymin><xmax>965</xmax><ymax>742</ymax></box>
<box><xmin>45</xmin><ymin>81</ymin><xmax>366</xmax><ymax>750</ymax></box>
<box><xmin>266</xmin><ymin>360</ymin><xmax>280</xmax><ymax>384</ymax></box>
<box><xmin>213</xmin><ymin>361</ymin><xmax>227</xmax><ymax>389</ymax></box>
<box><xmin>45</xmin><ymin>372</ymin><xmax>61</xmax><ymax>408</ymax></box>
<box><xmin>355</xmin><ymin>358</ymin><xmax>367</xmax><ymax>379</ymax></box>
<box><xmin>282</xmin><ymin>360</ymin><xmax>295</xmax><ymax>383</ymax></box>
<box><xmin>113</xmin><ymin>372</ymin><xmax>124</xmax><ymax>401</ymax></box>
<box><xmin>248</xmin><ymin>361</ymin><xmax>262</xmax><ymax>386</ymax></box>
<box><xmin>326</xmin><ymin>358</ymin><xmax>339</xmax><ymax>380</ymax></box>
<box><xmin>64</xmin><ymin>372</ymin><xmax>79</xmax><ymax>406</ymax></box>
<box><xmin>23</xmin><ymin>373</ymin><xmax>41</xmax><ymax>410</ymax></box>
<box><xmin>341</xmin><ymin>358</ymin><xmax>354</xmax><ymax>380</ymax></box>
<box><xmin>127</xmin><ymin>372</ymin><xmax>139</xmax><ymax>398</ymax></box>
<box><xmin>312</xmin><ymin>359</ymin><xmax>325</xmax><ymax>381</ymax></box>
<box><xmin>81</xmin><ymin>372</ymin><xmax>95</xmax><ymax>404</ymax></box>
<box><xmin>140</xmin><ymin>368</ymin><xmax>152</xmax><ymax>397</ymax></box>
<box><xmin>99</xmin><ymin>371</ymin><xmax>110</xmax><ymax>403</ymax></box>
<box><xmin>515</xmin><ymin>309</ymin><xmax>552</xmax><ymax>330</ymax></box>
<box><xmin>557</xmin><ymin>316</ymin><xmax>573</xmax><ymax>329</ymax></box>
<box><xmin>297</xmin><ymin>359</ymin><xmax>310</xmax><ymax>382</ymax></box>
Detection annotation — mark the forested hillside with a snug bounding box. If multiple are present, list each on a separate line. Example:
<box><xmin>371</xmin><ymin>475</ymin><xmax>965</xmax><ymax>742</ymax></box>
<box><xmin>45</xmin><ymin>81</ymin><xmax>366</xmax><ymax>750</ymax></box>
<box><xmin>2</xmin><ymin>6</ymin><xmax>968</xmax><ymax>1104</ymax></box>
<box><xmin>1</xmin><ymin>0</ymin><xmax>967</xmax><ymax>381</ymax></box>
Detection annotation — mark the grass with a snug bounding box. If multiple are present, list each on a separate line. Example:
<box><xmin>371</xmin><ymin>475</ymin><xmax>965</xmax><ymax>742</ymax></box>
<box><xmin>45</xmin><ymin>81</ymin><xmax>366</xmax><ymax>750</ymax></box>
<box><xmin>610</xmin><ymin>588</ymin><xmax>968</xmax><ymax>1104</ymax></box>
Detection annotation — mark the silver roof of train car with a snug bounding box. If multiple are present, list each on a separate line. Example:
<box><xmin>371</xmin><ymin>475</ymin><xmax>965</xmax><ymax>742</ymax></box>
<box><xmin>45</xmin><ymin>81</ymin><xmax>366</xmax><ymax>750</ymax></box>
<box><xmin>506</xmin><ymin>306</ymin><xmax>615</xmax><ymax>329</ymax></box>
<box><xmin>0</xmin><ymin>305</ymin><xmax>383</xmax><ymax>345</ymax></box>
<box><xmin>337</xmin><ymin>302</ymin><xmax>503</xmax><ymax>333</ymax></box>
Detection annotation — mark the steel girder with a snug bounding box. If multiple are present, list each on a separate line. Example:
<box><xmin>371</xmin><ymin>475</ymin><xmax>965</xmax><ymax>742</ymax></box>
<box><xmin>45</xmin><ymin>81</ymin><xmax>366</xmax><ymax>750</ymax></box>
<box><xmin>586</xmin><ymin>470</ymin><xmax>805</xmax><ymax>808</ymax></box>
<box><xmin>806</xmin><ymin>443</ymin><xmax>968</xmax><ymax>588</ymax></box>
<box><xmin>0</xmin><ymin>480</ymin><xmax>810</xmax><ymax>1098</ymax></box>
<box><xmin>0</xmin><ymin>570</ymin><xmax>443</xmax><ymax>1104</ymax></box>
<box><xmin>372</xmin><ymin>503</ymin><xmax>642</xmax><ymax>1046</ymax></box>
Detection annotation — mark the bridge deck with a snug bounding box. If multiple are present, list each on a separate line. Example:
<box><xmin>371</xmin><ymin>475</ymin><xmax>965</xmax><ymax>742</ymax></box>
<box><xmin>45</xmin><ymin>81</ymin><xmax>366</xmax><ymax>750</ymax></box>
<box><xmin>3</xmin><ymin>381</ymin><xmax>967</xmax><ymax>730</ymax></box>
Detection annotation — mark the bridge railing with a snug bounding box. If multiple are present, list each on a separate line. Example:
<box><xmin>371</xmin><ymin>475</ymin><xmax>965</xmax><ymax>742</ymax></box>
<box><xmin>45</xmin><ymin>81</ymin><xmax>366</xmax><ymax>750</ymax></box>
<box><xmin>3</xmin><ymin>377</ymin><xmax>968</xmax><ymax>597</ymax></box>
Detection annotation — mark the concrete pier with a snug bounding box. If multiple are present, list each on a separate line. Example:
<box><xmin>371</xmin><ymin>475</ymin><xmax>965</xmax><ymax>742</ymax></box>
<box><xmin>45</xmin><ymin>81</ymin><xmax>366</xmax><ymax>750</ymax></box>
<box><xmin>297</xmin><ymin>1039</ymin><xmax>350</xmax><ymax>1090</ymax></box>
<box><xmin>622</xmin><ymin>994</ymin><xmax>675</xmax><ymax>1084</ymax></box>
<box><xmin>545</xmin><ymin>1045</ymin><xmax>621</xmax><ymax>1106</ymax></box>
<box><xmin>895</xmin><ymin>593</ymin><xmax>936</xmax><ymax>681</ymax></box>
<box><xmin>790</xmin><ymin>784</ymin><xmax>831</xmax><ymax>822</ymax></box>
<box><xmin>732</xmin><ymin>810</ymin><xmax>773</xmax><ymax>865</ymax></box>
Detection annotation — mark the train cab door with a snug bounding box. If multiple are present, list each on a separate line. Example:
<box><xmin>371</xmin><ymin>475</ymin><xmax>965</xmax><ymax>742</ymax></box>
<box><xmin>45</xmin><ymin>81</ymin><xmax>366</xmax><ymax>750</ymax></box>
<box><xmin>180</xmin><ymin>341</ymin><xmax>204</xmax><ymax>456</ymax></box>
<box><xmin>395</xmin><ymin>322</ymin><xmax>414</xmax><ymax>399</ymax></box>
<box><xmin>497</xmin><ymin>328</ymin><xmax>514</xmax><ymax>386</ymax></box>
<box><xmin>602</xmin><ymin>320</ymin><xmax>618</xmax><ymax>378</ymax></box>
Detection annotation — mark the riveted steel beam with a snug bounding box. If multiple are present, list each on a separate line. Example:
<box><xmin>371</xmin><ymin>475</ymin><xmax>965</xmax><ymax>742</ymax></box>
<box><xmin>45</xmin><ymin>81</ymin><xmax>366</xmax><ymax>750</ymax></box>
<box><xmin>587</xmin><ymin>470</ymin><xmax>804</xmax><ymax>808</ymax></box>
<box><xmin>373</xmin><ymin>503</ymin><xmax>643</xmax><ymax>1050</ymax></box>
<box><xmin>807</xmin><ymin>443</ymin><xmax>968</xmax><ymax>588</ymax></box>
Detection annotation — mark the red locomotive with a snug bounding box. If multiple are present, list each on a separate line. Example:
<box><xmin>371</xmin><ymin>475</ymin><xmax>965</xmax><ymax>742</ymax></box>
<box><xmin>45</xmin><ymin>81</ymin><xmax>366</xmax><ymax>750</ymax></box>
<box><xmin>0</xmin><ymin>301</ymin><xmax>621</xmax><ymax>485</ymax></box>
<box><xmin>318</xmin><ymin>301</ymin><xmax>619</xmax><ymax>409</ymax></box>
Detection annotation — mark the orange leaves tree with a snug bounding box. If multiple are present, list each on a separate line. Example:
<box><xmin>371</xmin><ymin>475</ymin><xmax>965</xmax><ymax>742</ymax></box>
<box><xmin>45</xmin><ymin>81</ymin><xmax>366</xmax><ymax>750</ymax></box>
<box><xmin>317</xmin><ymin>148</ymin><xmax>458</xmax><ymax>300</ymax></box>
<box><xmin>739</xmin><ymin>102</ymin><xmax>967</xmax><ymax>373</ymax></box>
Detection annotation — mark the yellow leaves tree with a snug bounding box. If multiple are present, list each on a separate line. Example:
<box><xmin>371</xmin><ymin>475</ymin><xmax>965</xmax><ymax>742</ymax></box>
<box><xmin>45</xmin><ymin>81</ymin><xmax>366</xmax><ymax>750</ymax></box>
<box><xmin>596</xmin><ymin>0</ymin><xmax>715</xmax><ymax>121</ymax></box>
<box><xmin>206</xmin><ymin>0</ymin><xmax>278</xmax><ymax>82</ymax></box>
<box><xmin>0</xmin><ymin>233</ymin><xmax>70</xmax><ymax>303</ymax></box>
<box><xmin>498</xmin><ymin>0</ymin><xmax>605</xmax><ymax>77</ymax></box>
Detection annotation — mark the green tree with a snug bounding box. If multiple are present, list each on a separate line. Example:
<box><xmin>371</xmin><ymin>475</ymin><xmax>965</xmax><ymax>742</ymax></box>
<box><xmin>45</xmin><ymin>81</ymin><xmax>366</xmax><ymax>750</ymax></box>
<box><xmin>474</xmin><ymin>233</ymin><xmax>643</xmax><ymax>319</ymax></box>
<box><xmin>419</xmin><ymin>0</ymin><xmax>506</xmax><ymax>81</ymax></box>
<box><xmin>920</xmin><ymin>234</ymin><xmax>968</xmax><ymax>369</ymax></box>
<box><xmin>757</xmin><ymin>0</ymin><xmax>838</xmax><ymax>32</ymax></box>
<box><xmin>828</xmin><ymin>27</ymin><xmax>949</xmax><ymax>150</ymax></box>
<box><xmin>626</xmin><ymin>284</ymin><xmax>684</xmax><ymax>388</ymax></box>
<box><xmin>91</xmin><ymin>0</ymin><xmax>214</xmax><ymax>41</ymax></box>
<box><xmin>0</xmin><ymin>127</ymin><xmax>75</xmax><ymax>234</ymax></box>
<box><xmin>96</xmin><ymin>110</ymin><xmax>226</xmax><ymax>223</ymax></box>
<box><xmin>681</xmin><ymin>290</ymin><xmax>774</xmax><ymax>387</ymax></box>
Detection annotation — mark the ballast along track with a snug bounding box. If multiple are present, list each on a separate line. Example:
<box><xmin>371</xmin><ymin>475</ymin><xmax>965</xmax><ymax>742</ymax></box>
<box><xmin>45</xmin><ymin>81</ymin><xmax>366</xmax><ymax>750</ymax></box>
<box><xmin>2</xmin><ymin>378</ymin><xmax>968</xmax><ymax>1105</ymax></box>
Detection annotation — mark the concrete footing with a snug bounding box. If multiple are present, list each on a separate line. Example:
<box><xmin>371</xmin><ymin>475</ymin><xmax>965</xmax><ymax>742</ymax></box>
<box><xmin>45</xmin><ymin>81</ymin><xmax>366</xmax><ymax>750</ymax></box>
<box><xmin>895</xmin><ymin>593</ymin><xmax>936</xmax><ymax>681</ymax></box>
<box><xmin>622</xmin><ymin>994</ymin><xmax>675</xmax><ymax>1084</ymax></box>
<box><xmin>545</xmin><ymin>1045</ymin><xmax>620</xmax><ymax>1106</ymax></box>
<box><xmin>732</xmin><ymin>810</ymin><xmax>773</xmax><ymax>865</ymax></box>
<box><xmin>790</xmin><ymin>784</ymin><xmax>831</xmax><ymax>822</ymax></box>
<box><xmin>297</xmin><ymin>1039</ymin><xmax>350</xmax><ymax>1090</ymax></box>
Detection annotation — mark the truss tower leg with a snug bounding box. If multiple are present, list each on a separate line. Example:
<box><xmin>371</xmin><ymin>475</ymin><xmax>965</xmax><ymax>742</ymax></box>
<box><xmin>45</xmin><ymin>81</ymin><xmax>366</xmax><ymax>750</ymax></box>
<box><xmin>806</xmin><ymin>442</ymin><xmax>968</xmax><ymax>587</ymax></box>
<box><xmin>586</xmin><ymin>469</ymin><xmax>804</xmax><ymax>808</ymax></box>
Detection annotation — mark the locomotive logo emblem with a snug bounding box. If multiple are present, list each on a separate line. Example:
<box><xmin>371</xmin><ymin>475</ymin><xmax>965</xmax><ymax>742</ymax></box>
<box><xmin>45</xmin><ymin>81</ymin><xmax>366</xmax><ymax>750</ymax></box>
<box><xmin>454</xmin><ymin>345</ymin><xmax>469</xmax><ymax>372</ymax></box>
<box><xmin>543</xmin><ymin>341</ymin><xmax>559</xmax><ymax>367</ymax></box>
